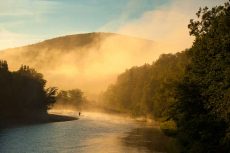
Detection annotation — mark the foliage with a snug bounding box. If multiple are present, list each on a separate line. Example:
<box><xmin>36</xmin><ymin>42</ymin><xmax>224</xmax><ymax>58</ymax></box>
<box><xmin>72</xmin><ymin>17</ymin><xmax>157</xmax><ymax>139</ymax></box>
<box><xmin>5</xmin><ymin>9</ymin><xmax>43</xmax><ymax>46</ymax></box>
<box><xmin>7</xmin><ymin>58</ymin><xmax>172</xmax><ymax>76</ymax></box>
<box><xmin>102</xmin><ymin>51</ymin><xmax>189</xmax><ymax>118</ymax></box>
<box><xmin>171</xmin><ymin>2</ymin><xmax>230</xmax><ymax>153</ymax></box>
<box><xmin>0</xmin><ymin>61</ymin><xmax>57</xmax><ymax>121</ymax></box>
<box><xmin>55</xmin><ymin>89</ymin><xmax>85</xmax><ymax>110</ymax></box>
<box><xmin>160</xmin><ymin>120</ymin><xmax>177</xmax><ymax>137</ymax></box>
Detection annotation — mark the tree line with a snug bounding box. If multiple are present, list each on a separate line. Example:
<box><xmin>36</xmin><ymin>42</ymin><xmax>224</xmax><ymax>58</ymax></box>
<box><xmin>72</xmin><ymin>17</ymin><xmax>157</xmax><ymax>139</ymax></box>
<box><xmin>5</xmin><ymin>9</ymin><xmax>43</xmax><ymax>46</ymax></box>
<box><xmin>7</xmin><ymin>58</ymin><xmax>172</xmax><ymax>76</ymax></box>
<box><xmin>102</xmin><ymin>2</ymin><xmax>230</xmax><ymax>153</ymax></box>
<box><xmin>102</xmin><ymin>52</ymin><xmax>189</xmax><ymax>118</ymax></box>
<box><xmin>0</xmin><ymin>60</ymin><xmax>85</xmax><ymax>125</ymax></box>
<box><xmin>53</xmin><ymin>89</ymin><xmax>85</xmax><ymax>110</ymax></box>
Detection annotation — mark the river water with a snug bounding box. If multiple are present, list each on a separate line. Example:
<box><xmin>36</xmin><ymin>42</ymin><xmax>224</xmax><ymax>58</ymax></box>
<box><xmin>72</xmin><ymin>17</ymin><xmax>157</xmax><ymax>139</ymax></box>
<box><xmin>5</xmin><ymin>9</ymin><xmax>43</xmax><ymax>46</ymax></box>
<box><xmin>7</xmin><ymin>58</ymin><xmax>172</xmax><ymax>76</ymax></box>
<box><xmin>0</xmin><ymin>112</ymin><xmax>178</xmax><ymax>153</ymax></box>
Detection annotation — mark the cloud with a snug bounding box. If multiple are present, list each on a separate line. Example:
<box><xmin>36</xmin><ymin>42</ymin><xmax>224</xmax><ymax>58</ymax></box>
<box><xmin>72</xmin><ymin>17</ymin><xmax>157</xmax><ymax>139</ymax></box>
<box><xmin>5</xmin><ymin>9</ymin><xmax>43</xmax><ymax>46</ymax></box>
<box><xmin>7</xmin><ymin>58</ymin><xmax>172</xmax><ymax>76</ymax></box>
<box><xmin>0</xmin><ymin>29</ymin><xmax>42</xmax><ymax>50</ymax></box>
<box><xmin>98</xmin><ymin>0</ymin><xmax>143</xmax><ymax>32</ymax></box>
<box><xmin>117</xmin><ymin>9</ymin><xmax>192</xmax><ymax>53</ymax></box>
<box><xmin>0</xmin><ymin>0</ymin><xmax>61</xmax><ymax>50</ymax></box>
<box><xmin>101</xmin><ymin>0</ymin><xmax>228</xmax><ymax>53</ymax></box>
<box><xmin>0</xmin><ymin>0</ymin><xmax>58</xmax><ymax>16</ymax></box>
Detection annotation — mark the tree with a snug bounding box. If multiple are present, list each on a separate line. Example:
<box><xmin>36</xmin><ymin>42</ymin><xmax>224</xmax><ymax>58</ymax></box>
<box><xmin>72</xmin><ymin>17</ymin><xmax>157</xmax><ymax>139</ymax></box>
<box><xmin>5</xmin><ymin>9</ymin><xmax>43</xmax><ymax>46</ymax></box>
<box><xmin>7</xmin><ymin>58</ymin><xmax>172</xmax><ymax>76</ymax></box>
<box><xmin>0</xmin><ymin>61</ymin><xmax>57</xmax><ymax>122</ymax></box>
<box><xmin>55</xmin><ymin>89</ymin><xmax>84</xmax><ymax>110</ymax></box>
<box><xmin>171</xmin><ymin>2</ymin><xmax>230</xmax><ymax>152</ymax></box>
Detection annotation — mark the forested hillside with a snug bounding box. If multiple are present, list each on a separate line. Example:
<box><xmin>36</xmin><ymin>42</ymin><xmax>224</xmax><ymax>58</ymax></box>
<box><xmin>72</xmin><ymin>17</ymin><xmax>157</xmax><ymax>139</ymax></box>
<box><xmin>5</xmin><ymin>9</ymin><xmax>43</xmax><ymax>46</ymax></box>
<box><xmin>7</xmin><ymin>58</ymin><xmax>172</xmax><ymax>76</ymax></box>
<box><xmin>102</xmin><ymin>51</ymin><xmax>189</xmax><ymax>118</ymax></box>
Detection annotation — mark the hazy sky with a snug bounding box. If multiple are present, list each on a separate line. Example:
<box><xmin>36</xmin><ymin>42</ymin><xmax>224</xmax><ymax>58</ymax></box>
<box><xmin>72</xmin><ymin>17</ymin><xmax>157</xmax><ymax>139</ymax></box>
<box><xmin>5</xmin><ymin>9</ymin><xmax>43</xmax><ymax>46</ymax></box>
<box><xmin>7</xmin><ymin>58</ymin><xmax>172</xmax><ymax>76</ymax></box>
<box><xmin>0</xmin><ymin>0</ymin><xmax>227</xmax><ymax>50</ymax></box>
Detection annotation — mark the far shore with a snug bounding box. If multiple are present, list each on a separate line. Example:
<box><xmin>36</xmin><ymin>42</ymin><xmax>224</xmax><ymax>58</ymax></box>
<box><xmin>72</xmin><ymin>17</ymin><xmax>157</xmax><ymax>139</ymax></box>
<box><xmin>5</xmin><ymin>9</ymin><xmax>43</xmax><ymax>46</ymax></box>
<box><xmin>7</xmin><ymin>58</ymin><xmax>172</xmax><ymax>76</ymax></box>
<box><xmin>0</xmin><ymin>114</ymin><xmax>78</xmax><ymax>129</ymax></box>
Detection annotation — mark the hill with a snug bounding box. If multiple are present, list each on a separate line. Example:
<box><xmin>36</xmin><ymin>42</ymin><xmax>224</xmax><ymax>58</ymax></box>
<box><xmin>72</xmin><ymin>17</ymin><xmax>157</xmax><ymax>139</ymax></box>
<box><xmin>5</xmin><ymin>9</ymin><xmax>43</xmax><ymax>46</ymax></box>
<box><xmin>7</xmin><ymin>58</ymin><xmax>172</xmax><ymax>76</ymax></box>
<box><xmin>0</xmin><ymin>32</ymin><xmax>159</xmax><ymax>95</ymax></box>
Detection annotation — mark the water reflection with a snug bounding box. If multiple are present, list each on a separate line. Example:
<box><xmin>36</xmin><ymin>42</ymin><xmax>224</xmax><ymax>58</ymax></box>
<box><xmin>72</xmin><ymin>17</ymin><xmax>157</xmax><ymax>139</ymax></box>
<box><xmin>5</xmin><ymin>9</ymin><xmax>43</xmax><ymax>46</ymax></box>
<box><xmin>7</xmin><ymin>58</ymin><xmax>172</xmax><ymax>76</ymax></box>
<box><xmin>0</xmin><ymin>112</ymin><xmax>178</xmax><ymax>153</ymax></box>
<box><xmin>121</xmin><ymin>124</ymin><xmax>179</xmax><ymax>153</ymax></box>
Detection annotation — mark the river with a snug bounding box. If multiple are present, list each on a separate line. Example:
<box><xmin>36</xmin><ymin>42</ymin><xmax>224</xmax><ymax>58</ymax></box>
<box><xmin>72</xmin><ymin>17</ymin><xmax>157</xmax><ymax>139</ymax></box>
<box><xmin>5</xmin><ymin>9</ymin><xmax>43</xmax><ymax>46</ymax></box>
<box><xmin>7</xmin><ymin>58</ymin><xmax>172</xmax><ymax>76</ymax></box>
<box><xmin>0</xmin><ymin>112</ymin><xmax>178</xmax><ymax>153</ymax></box>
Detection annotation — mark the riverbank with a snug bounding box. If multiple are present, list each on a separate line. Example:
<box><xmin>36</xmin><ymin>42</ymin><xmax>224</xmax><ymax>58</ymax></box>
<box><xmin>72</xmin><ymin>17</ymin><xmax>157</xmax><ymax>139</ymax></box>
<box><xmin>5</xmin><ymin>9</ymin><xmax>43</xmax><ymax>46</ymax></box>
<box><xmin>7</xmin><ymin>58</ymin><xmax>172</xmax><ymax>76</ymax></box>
<box><xmin>0</xmin><ymin>114</ymin><xmax>78</xmax><ymax>129</ymax></box>
<box><xmin>48</xmin><ymin>114</ymin><xmax>78</xmax><ymax>122</ymax></box>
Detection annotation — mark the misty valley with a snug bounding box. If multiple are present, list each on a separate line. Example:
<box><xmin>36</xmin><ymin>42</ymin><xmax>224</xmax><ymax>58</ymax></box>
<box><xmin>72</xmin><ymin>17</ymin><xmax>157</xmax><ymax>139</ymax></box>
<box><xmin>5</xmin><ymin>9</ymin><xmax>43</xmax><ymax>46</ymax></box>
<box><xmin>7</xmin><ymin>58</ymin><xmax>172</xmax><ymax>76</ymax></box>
<box><xmin>0</xmin><ymin>1</ymin><xmax>230</xmax><ymax>153</ymax></box>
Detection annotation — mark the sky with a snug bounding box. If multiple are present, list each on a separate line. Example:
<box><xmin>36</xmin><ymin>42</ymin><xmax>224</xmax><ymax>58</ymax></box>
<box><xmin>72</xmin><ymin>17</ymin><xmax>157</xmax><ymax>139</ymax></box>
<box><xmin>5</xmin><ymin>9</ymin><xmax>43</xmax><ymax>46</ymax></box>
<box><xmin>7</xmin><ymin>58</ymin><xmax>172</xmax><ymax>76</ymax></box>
<box><xmin>0</xmin><ymin>0</ymin><xmax>228</xmax><ymax>50</ymax></box>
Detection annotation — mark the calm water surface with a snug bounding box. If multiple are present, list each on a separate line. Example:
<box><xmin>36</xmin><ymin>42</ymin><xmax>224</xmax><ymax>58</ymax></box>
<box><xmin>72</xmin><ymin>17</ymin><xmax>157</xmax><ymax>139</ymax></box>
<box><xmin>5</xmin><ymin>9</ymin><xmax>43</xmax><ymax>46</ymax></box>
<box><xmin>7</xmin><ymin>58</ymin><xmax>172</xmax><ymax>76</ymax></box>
<box><xmin>0</xmin><ymin>112</ymin><xmax>177</xmax><ymax>153</ymax></box>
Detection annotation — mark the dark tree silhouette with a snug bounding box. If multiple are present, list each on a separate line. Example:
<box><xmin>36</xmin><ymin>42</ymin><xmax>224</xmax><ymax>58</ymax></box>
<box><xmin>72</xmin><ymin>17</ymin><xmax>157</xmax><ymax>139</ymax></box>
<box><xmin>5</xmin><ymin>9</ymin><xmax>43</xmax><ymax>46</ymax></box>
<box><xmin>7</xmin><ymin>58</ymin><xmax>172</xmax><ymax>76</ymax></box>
<box><xmin>0</xmin><ymin>60</ymin><xmax>57</xmax><ymax>123</ymax></box>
